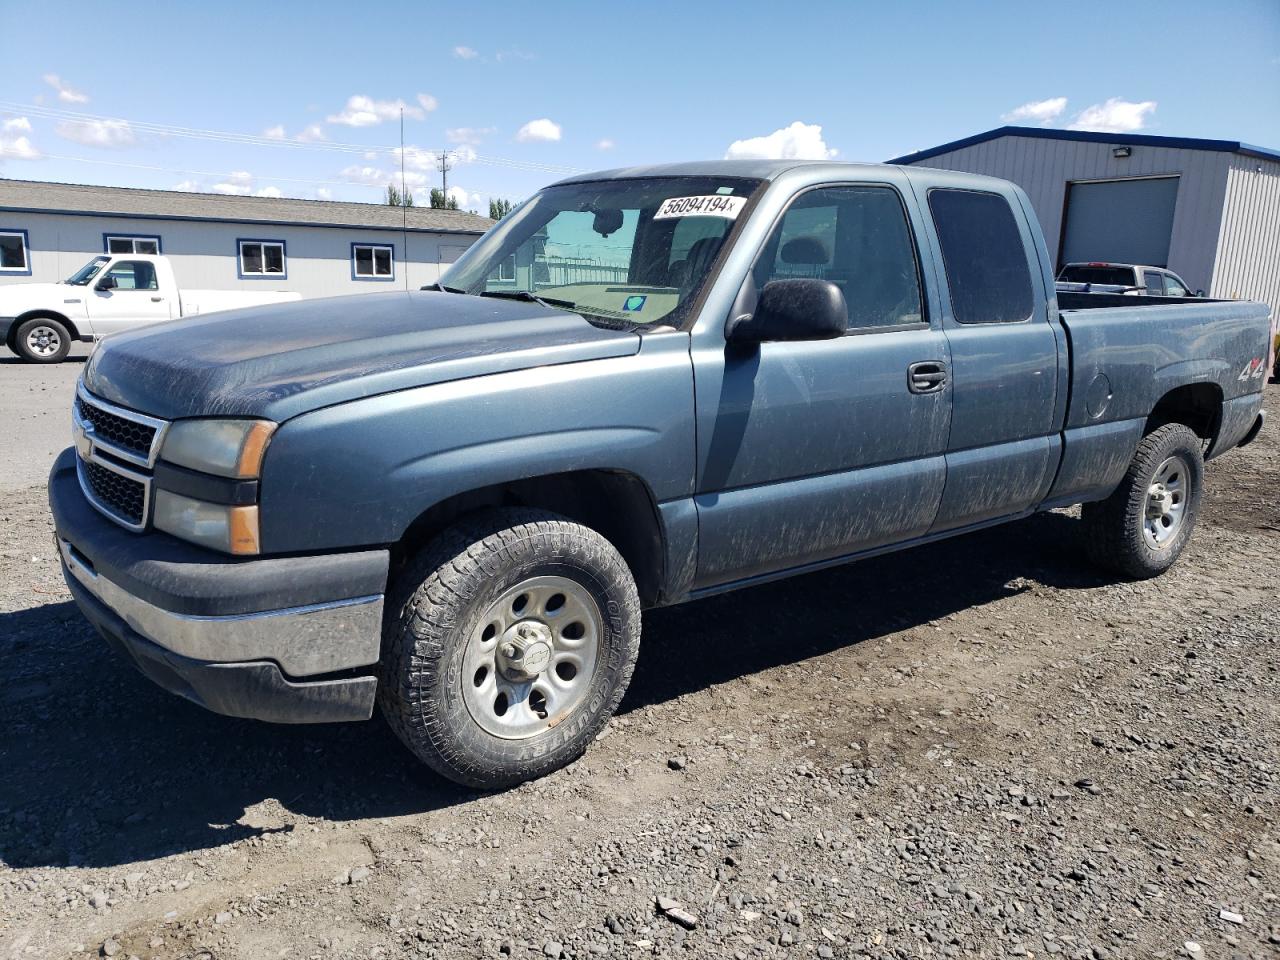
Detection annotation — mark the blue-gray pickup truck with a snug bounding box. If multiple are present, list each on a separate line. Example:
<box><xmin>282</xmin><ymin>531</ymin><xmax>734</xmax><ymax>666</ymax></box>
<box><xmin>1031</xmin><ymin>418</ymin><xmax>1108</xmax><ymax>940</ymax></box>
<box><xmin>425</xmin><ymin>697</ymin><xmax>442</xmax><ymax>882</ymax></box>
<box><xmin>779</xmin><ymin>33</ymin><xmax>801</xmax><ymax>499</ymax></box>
<box><xmin>49</xmin><ymin>161</ymin><xmax>1272</xmax><ymax>788</ymax></box>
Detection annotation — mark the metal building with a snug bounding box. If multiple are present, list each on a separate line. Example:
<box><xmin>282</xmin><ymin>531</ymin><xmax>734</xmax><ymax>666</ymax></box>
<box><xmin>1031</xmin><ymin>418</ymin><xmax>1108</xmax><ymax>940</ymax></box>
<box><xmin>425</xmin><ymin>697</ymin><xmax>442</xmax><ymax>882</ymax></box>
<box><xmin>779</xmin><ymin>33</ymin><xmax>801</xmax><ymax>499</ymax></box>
<box><xmin>891</xmin><ymin>127</ymin><xmax>1280</xmax><ymax>313</ymax></box>
<box><xmin>0</xmin><ymin>178</ymin><xmax>492</xmax><ymax>297</ymax></box>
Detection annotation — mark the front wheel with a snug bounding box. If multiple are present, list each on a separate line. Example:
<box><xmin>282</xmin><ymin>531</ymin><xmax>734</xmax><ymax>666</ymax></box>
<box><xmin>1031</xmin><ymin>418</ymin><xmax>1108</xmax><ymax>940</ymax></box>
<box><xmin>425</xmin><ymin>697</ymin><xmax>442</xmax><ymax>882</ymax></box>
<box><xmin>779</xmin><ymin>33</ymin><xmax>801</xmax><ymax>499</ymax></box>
<box><xmin>1081</xmin><ymin>423</ymin><xmax>1204</xmax><ymax>579</ymax></box>
<box><xmin>13</xmin><ymin>317</ymin><xmax>72</xmax><ymax>363</ymax></box>
<box><xmin>378</xmin><ymin>508</ymin><xmax>641</xmax><ymax>789</ymax></box>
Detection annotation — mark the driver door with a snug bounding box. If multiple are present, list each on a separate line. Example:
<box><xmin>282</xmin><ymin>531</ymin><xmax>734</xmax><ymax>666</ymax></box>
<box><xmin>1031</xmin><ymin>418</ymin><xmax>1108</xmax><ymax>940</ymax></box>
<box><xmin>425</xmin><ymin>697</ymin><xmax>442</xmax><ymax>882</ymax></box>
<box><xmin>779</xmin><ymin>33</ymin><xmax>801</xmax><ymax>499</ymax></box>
<box><xmin>89</xmin><ymin>260</ymin><xmax>173</xmax><ymax>335</ymax></box>
<box><xmin>691</xmin><ymin>179</ymin><xmax>952</xmax><ymax>589</ymax></box>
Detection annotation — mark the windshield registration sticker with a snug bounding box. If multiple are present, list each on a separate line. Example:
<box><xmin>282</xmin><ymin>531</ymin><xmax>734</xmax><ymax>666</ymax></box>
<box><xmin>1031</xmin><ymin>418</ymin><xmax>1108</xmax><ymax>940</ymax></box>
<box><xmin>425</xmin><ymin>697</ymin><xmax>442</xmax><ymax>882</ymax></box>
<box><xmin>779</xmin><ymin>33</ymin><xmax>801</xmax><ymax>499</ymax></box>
<box><xmin>654</xmin><ymin>195</ymin><xmax>746</xmax><ymax>220</ymax></box>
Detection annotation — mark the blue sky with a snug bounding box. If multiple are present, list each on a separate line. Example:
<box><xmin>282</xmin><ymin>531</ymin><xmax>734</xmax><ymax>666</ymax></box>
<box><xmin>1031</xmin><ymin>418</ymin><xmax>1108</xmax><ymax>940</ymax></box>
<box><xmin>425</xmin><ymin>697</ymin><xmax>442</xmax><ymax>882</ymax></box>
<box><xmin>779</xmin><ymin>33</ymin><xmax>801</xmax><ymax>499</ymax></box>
<box><xmin>1</xmin><ymin>0</ymin><xmax>1277</xmax><ymax>212</ymax></box>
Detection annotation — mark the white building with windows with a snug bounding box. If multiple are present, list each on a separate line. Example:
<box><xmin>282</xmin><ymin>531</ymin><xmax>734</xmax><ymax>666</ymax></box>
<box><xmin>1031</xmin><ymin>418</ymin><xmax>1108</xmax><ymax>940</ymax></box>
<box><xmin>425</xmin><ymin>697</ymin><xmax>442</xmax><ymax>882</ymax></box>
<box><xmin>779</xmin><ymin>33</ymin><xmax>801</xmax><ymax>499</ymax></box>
<box><xmin>0</xmin><ymin>178</ymin><xmax>492</xmax><ymax>297</ymax></box>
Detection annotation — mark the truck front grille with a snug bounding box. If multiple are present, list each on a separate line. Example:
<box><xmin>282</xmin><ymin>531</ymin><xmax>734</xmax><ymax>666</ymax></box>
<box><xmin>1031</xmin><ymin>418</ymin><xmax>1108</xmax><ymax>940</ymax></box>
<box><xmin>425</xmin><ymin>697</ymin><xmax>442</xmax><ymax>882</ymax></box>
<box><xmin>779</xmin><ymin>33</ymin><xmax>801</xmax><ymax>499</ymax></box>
<box><xmin>79</xmin><ymin>458</ymin><xmax>147</xmax><ymax>528</ymax></box>
<box><xmin>72</xmin><ymin>383</ymin><xmax>169</xmax><ymax>532</ymax></box>
<box><xmin>75</xmin><ymin>395</ymin><xmax>157</xmax><ymax>461</ymax></box>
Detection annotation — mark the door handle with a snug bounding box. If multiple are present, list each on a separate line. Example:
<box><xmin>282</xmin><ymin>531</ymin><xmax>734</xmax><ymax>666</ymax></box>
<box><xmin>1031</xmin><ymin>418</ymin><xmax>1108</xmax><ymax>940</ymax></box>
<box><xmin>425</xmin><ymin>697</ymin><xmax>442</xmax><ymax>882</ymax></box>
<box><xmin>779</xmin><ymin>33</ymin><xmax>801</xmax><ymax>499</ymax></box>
<box><xmin>151</xmin><ymin>296</ymin><xmax>164</xmax><ymax>302</ymax></box>
<box><xmin>908</xmin><ymin>361</ymin><xmax>948</xmax><ymax>394</ymax></box>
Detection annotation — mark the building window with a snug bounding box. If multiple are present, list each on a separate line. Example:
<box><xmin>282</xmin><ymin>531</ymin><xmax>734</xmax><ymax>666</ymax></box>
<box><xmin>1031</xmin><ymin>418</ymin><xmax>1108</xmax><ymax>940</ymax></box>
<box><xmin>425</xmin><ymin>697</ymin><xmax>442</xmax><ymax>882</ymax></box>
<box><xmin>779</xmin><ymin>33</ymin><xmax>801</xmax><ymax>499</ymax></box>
<box><xmin>238</xmin><ymin>239</ymin><xmax>286</xmax><ymax>278</ymax></box>
<box><xmin>104</xmin><ymin>234</ymin><xmax>161</xmax><ymax>255</ymax></box>
<box><xmin>352</xmin><ymin>243</ymin><xmax>394</xmax><ymax>281</ymax></box>
<box><xmin>0</xmin><ymin>228</ymin><xmax>31</xmax><ymax>275</ymax></box>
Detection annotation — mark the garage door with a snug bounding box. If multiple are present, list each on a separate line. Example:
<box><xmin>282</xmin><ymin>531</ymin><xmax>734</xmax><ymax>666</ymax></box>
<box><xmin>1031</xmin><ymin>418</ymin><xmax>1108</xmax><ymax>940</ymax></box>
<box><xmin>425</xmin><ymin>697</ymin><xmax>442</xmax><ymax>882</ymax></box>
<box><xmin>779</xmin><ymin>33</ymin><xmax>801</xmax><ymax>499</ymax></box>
<box><xmin>1059</xmin><ymin>176</ymin><xmax>1179</xmax><ymax>268</ymax></box>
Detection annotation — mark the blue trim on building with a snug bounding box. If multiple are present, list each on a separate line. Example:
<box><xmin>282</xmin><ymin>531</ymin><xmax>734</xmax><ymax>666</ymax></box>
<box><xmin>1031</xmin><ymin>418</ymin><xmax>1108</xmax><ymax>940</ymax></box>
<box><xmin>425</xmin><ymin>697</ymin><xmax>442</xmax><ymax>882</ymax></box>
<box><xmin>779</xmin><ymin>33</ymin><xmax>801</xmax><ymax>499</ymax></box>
<box><xmin>0</xmin><ymin>227</ymin><xmax>32</xmax><ymax>276</ymax></box>
<box><xmin>889</xmin><ymin>125</ymin><xmax>1280</xmax><ymax>166</ymax></box>
<box><xmin>350</xmin><ymin>241</ymin><xmax>396</xmax><ymax>282</ymax></box>
<box><xmin>102</xmin><ymin>232</ymin><xmax>162</xmax><ymax>254</ymax></box>
<box><xmin>236</xmin><ymin>238</ymin><xmax>288</xmax><ymax>280</ymax></box>
<box><xmin>0</xmin><ymin>204</ymin><xmax>485</xmax><ymax>237</ymax></box>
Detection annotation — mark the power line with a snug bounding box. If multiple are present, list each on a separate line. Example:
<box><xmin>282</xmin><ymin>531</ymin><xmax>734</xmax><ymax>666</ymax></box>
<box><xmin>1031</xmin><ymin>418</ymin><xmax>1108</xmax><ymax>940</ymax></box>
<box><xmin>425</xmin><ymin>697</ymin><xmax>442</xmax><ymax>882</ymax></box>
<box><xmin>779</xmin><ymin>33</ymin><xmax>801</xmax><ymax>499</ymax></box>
<box><xmin>0</xmin><ymin>101</ymin><xmax>584</xmax><ymax>174</ymax></box>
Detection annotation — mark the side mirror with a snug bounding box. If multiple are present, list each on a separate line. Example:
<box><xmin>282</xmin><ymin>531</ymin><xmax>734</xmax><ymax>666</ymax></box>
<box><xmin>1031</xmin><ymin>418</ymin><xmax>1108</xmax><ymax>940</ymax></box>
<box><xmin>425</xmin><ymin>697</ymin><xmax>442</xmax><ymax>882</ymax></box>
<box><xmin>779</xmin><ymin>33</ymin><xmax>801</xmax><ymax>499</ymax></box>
<box><xmin>96</xmin><ymin>275</ymin><xmax>117</xmax><ymax>291</ymax></box>
<box><xmin>726</xmin><ymin>279</ymin><xmax>847</xmax><ymax>345</ymax></box>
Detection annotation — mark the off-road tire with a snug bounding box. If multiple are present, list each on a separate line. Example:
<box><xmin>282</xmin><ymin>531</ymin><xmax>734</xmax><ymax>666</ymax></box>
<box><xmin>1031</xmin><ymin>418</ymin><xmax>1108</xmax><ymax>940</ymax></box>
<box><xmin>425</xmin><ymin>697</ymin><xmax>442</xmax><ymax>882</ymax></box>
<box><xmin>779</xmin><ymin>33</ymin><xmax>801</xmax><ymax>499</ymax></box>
<box><xmin>1081</xmin><ymin>423</ymin><xmax>1204</xmax><ymax>580</ymax></box>
<box><xmin>378</xmin><ymin>508</ymin><xmax>641</xmax><ymax>789</ymax></box>
<box><xmin>13</xmin><ymin>317</ymin><xmax>72</xmax><ymax>363</ymax></box>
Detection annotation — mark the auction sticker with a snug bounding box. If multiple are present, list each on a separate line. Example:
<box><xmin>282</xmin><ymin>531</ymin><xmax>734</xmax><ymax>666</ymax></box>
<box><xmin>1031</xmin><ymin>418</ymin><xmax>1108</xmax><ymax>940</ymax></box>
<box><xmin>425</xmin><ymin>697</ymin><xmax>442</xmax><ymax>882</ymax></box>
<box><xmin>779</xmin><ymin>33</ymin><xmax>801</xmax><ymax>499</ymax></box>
<box><xmin>654</xmin><ymin>195</ymin><xmax>746</xmax><ymax>220</ymax></box>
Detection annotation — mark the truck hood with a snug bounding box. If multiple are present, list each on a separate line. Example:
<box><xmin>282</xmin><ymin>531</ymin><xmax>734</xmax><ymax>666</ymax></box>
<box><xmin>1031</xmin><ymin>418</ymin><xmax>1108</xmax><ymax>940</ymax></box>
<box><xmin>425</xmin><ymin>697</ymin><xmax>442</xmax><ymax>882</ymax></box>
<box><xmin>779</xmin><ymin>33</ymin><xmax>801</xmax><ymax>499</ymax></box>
<box><xmin>82</xmin><ymin>291</ymin><xmax>641</xmax><ymax>421</ymax></box>
<box><xmin>0</xmin><ymin>282</ymin><xmax>81</xmax><ymax>315</ymax></box>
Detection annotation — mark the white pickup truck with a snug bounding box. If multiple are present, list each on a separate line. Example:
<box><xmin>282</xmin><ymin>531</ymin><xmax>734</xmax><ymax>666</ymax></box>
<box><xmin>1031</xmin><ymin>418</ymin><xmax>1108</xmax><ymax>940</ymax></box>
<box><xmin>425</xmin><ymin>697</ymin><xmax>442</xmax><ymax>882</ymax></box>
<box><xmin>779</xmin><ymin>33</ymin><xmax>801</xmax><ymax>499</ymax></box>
<box><xmin>1</xmin><ymin>254</ymin><xmax>300</xmax><ymax>363</ymax></box>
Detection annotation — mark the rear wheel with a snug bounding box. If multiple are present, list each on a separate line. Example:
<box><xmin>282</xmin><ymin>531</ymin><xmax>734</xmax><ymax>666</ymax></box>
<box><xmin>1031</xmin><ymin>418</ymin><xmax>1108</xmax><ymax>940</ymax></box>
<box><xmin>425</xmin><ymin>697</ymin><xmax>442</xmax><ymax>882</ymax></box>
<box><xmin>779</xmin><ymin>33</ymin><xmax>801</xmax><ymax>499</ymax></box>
<box><xmin>378</xmin><ymin>508</ymin><xmax>641</xmax><ymax>789</ymax></box>
<box><xmin>13</xmin><ymin>317</ymin><xmax>71</xmax><ymax>363</ymax></box>
<box><xmin>1081</xmin><ymin>423</ymin><xmax>1204</xmax><ymax>579</ymax></box>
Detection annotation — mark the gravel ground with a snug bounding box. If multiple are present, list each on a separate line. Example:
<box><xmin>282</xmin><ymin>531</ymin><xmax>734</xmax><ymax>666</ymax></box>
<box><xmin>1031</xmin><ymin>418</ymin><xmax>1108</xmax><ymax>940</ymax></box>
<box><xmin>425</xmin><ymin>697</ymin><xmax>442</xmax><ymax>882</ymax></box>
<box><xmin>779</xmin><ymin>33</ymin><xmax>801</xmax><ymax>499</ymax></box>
<box><xmin>1</xmin><ymin>369</ymin><xmax>1276</xmax><ymax>960</ymax></box>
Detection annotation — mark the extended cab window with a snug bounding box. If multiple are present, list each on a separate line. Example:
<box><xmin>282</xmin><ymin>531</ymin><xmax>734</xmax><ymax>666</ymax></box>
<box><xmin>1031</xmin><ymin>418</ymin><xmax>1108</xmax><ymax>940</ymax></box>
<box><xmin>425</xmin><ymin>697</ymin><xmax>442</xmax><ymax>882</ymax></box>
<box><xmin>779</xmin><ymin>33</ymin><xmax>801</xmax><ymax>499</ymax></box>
<box><xmin>754</xmin><ymin>185</ymin><xmax>924</xmax><ymax>330</ymax></box>
<box><xmin>103</xmin><ymin>260</ymin><xmax>158</xmax><ymax>290</ymax></box>
<box><xmin>929</xmin><ymin>190</ymin><xmax>1033</xmax><ymax>324</ymax></box>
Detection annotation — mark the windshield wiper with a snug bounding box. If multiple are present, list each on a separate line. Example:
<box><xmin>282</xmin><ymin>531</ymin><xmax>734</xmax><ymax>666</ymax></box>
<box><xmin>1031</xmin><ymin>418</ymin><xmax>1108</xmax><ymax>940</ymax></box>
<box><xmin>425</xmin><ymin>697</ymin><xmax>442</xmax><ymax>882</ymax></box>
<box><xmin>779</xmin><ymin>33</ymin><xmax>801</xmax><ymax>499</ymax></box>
<box><xmin>421</xmin><ymin>282</ymin><xmax>465</xmax><ymax>293</ymax></box>
<box><xmin>479</xmin><ymin>289</ymin><xmax>578</xmax><ymax>311</ymax></box>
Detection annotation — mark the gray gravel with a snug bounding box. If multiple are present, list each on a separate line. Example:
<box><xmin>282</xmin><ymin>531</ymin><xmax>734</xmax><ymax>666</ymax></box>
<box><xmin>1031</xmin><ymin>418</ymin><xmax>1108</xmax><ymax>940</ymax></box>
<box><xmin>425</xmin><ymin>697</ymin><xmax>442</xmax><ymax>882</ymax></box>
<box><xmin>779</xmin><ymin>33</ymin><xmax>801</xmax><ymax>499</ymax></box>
<box><xmin>1</xmin><ymin>369</ymin><xmax>1276</xmax><ymax>960</ymax></box>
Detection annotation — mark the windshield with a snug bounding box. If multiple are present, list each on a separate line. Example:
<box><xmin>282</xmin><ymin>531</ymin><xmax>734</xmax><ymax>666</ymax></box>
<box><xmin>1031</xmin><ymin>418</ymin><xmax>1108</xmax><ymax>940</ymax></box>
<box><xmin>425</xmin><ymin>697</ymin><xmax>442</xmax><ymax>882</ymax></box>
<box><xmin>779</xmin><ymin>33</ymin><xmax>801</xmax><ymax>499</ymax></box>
<box><xmin>66</xmin><ymin>256</ymin><xmax>111</xmax><ymax>286</ymax></box>
<box><xmin>1058</xmin><ymin>264</ymin><xmax>1136</xmax><ymax>286</ymax></box>
<box><xmin>443</xmin><ymin>176</ymin><xmax>763</xmax><ymax>328</ymax></box>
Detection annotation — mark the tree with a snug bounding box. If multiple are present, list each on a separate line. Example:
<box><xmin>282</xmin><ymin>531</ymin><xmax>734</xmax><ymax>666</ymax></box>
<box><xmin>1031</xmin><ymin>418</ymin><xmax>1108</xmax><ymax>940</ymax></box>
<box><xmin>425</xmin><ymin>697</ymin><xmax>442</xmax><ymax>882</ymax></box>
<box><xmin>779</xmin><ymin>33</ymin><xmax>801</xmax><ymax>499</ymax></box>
<box><xmin>489</xmin><ymin>198</ymin><xmax>513</xmax><ymax>220</ymax></box>
<box><xmin>385</xmin><ymin>184</ymin><xmax>416</xmax><ymax>207</ymax></box>
<box><xmin>429</xmin><ymin>188</ymin><xmax>459</xmax><ymax>210</ymax></box>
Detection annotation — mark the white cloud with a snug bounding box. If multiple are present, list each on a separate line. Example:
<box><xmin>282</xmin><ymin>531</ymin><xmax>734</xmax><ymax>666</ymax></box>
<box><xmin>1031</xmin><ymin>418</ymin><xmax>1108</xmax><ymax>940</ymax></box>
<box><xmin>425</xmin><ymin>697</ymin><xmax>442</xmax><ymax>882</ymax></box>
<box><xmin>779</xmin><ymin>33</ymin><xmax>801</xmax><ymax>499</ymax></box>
<box><xmin>393</xmin><ymin>146</ymin><xmax>439</xmax><ymax>171</ymax></box>
<box><xmin>1068</xmin><ymin>98</ymin><xmax>1157</xmax><ymax>133</ymax></box>
<box><xmin>725</xmin><ymin>121</ymin><xmax>837</xmax><ymax>160</ymax></box>
<box><xmin>446</xmin><ymin>185</ymin><xmax>480</xmax><ymax>209</ymax></box>
<box><xmin>55</xmin><ymin>118</ymin><xmax>135</xmax><ymax>148</ymax></box>
<box><xmin>595</xmin><ymin>138</ymin><xmax>615</xmax><ymax>151</ymax></box>
<box><xmin>454</xmin><ymin>46</ymin><xmax>479</xmax><ymax>59</ymax></box>
<box><xmin>173</xmin><ymin>180</ymin><xmax>202</xmax><ymax>192</ymax></box>
<box><xmin>339</xmin><ymin>164</ymin><xmax>429</xmax><ymax>189</ymax></box>
<box><xmin>0</xmin><ymin>117</ymin><xmax>40</xmax><ymax>160</ymax></box>
<box><xmin>254</xmin><ymin>186</ymin><xmax>283</xmax><ymax>198</ymax></box>
<box><xmin>446</xmin><ymin>126</ymin><xmax>494</xmax><ymax>145</ymax></box>
<box><xmin>265</xmin><ymin>123</ymin><xmax>327</xmax><ymax>143</ymax></box>
<box><xmin>1002</xmin><ymin>97</ymin><xmax>1068</xmax><ymax>126</ymax></box>
<box><xmin>316</xmin><ymin>187</ymin><xmax>333</xmax><ymax>201</ymax></box>
<box><xmin>326</xmin><ymin>94</ymin><xmax>433</xmax><ymax>127</ymax></box>
<box><xmin>211</xmin><ymin>171</ymin><xmax>254</xmax><ymax>196</ymax></box>
<box><xmin>450</xmin><ymin>144</ymin><xmax>477</xmax><ymax>163</ymax></box>
<box><xmin>42</xmin><ymin>73</ymin><xmax>88</xmax><ymax>104</ymax></box>
<box><xmin>495</xmin><ymin>49</ymin><xmax>535</xmax><ymax>62</ymax></box>
<box><xmin>516</xmin><ymin>118</ymin><xmax>561</xmax><ymax>143</ymax></box>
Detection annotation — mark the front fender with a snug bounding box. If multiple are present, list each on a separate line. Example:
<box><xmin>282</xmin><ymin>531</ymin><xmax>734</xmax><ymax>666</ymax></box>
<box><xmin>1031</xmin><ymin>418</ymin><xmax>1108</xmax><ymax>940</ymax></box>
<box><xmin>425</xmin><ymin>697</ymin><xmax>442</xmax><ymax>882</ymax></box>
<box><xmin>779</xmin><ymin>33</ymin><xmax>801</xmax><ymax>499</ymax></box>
<box><xmin>257</xmin><ymin>335</ymin><xmax>696</xmax><ymax>554</ymax></box>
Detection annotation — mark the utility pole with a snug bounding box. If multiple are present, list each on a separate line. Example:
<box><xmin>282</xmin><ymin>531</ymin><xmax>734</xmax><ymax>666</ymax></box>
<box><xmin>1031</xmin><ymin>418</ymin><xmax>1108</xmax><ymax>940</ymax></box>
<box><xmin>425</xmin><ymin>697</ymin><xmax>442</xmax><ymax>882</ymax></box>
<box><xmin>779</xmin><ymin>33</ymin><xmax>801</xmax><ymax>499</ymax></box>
<box><xmin>437</xmin><ymin>150</ymin><xmax>453</xmax><ymax>205</ymax></box>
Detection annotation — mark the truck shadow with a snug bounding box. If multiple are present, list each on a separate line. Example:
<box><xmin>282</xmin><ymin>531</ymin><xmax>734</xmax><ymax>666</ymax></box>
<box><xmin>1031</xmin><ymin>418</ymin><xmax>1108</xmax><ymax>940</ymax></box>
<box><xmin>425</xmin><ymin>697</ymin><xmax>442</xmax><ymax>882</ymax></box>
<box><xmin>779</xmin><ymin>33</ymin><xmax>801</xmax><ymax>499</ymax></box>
<box><xmin>0</xmin><ymin>510</ymin><xmax>1103</xmax><ymax>869</ymax></box>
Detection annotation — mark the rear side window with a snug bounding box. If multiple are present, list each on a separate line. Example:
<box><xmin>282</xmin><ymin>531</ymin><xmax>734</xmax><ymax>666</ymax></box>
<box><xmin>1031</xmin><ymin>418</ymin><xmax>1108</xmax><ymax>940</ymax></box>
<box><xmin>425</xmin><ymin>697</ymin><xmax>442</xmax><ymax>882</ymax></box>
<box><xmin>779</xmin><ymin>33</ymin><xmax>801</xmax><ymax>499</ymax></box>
<box><xmin>928</xmin><ymin>189</ymin><xmax>1033</xmax><ymax>324</ymax></box>
<box><xmin>1144</xmin><ymin>271</ymin><xmax>1164</xmax><ymax>295</ymax></box>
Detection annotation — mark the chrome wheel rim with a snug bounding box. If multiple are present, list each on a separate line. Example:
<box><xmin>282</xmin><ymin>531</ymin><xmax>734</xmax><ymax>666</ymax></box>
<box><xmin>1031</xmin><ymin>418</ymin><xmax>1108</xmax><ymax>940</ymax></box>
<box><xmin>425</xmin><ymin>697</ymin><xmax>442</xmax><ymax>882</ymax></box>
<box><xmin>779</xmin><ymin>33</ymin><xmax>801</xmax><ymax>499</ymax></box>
<box><xmin>25</xmin><ymin>325</ymin><xmax>61</xmax><ymax>358</ymax></box>
<box><xmin>461</xmin><ymin>575</ymin><xmax>601</xmax><ymax>740</ymax></box>
<box><xmin>1143</xmin><ymin>454</ymin><xmax>1190</xmax><ymax>549</ymax></box>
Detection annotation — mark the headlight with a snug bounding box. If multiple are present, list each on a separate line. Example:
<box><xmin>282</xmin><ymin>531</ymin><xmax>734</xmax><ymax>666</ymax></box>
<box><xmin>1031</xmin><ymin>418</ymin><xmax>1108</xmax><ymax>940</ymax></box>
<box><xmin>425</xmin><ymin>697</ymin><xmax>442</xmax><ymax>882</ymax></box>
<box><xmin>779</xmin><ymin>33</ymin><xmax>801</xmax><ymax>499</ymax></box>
<box><xmin>160</xmin><ymin>419</ymin><xmax>276</xmax><ymax>479</ymax></box>
<box><xmin>154</xmin><ymin>490</ymin><xmax>260</xmax><ymax>555</ymax></box>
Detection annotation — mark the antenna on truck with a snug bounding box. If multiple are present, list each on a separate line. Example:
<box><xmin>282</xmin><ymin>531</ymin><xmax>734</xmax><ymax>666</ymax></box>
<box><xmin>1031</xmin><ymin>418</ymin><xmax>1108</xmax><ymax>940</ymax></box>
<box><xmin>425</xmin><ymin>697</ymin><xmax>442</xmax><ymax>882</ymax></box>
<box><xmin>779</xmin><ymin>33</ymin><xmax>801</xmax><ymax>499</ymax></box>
<box><xmin>400</xmin><ymin>107</ymin><xmax>409</xmax><ymax>292</ymax></box>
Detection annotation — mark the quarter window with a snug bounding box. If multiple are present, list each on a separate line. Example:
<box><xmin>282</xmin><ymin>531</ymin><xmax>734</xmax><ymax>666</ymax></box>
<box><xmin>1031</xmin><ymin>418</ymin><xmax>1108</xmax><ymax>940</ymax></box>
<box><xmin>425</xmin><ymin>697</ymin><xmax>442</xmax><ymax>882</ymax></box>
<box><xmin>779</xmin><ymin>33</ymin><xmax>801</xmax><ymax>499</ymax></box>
<box><xmin>352</xmin><ymin>243</ymin><xmax>394</xmax><ymax>280</ymax></box>
<box><xmin>0</xmin><ymin>229</ymin><xmax>30</xmax><ymax>274</ymax></box>
<box><xmin>754</xmin><ymin>185</ymin><xmax>924</xmax><ymax>330</ymax></box>
<box><xmin>238</xmin><ymin>240</ymin><xmax>286</xmax><ymax>278</ymax></box>
<box><xmin>928</xmin><ymin>189</ymin><xmax>1034</xmax><ymax>324</ymax></box>
<box><xmin>1144</xmin><ymin>271</ymin><xmax>1164</xmax><ymax>295</ymax></box>
<box><xmin>105</xmin><ymin>235</ymin><xmax>161</xmax><ymax>255</ymax></box>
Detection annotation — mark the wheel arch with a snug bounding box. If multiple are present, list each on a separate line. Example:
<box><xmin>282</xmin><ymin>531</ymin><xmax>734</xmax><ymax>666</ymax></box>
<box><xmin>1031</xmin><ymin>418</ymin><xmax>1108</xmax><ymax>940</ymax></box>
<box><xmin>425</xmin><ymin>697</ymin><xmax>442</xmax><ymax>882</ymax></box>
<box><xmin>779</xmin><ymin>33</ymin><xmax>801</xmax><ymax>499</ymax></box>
<box><xmin>14</xmin><ymin>309</ymin><xmax>82</xmax><ymax>345</ymax></box>
<box><xmin>1145</xmin><ymin>381</ymin><xmax>1223</xmax><ymax>443</ymax></box>
<box><xmin>392</xmin><ymin>468</ymin><xmax>667</xmax><ymax>607</ymax></box>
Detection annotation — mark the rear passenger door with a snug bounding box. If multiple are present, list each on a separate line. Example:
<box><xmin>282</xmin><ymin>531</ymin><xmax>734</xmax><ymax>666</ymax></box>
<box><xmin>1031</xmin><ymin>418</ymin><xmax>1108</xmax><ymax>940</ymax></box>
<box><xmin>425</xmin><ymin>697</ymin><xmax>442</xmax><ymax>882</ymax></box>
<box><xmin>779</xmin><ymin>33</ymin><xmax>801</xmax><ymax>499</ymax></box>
<box><xmin>915</xmin><ymin>186</ymin><xmax>1062</xmax><ymax>533</ymax></box>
